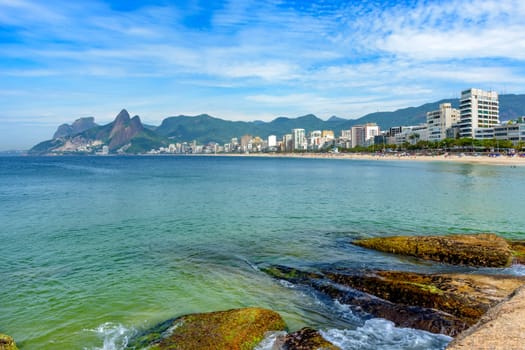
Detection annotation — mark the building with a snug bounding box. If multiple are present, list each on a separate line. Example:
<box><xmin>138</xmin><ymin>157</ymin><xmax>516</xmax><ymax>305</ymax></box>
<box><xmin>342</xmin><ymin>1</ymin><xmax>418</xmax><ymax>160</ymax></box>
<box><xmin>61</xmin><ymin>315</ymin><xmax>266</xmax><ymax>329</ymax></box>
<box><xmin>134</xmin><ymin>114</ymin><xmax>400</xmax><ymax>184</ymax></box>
<box><xmin>309</xmin><ymin>130</ymin><xmax>322</xmax><ymax>150</ymax></box>
<box><xmin>351</xmin><ymin>123</ymin><xmax>380</xmax><ymax>148</ymax></box>
<box><xmin>427</xmin><ymin>103</ymin><xmax>460</xmax><ymax>142</ymax></box>
<box><xmin>459</xmin><ymin>88</ymin><xmax>499</xmax><ymax>138</ymax></box>
<box><xmin>394</xmin><ymin>124</ymin><xmax>429</xmax><ymax>145</ymax></box>
<box><xmin>494</xmin><ymin>123</ymin><xmax>525</xmax><ymax>145</ymax></box>
<box><xmin>292</xmin><ymin>128</ymin><xmax>307</xmax><ymax>151</ymax></box>
<box><xmin>240</xmin><ymin>134</ymin><xmax>252</xmax><ymax>153</ymax></box>
<box><xmin>268</xmin><ymin>135</ymin><xmax>277</xmax><ymax>148</ymax></box>
<box><xmin>340</xmin><ymin>130</ymin><xmax>352</xmax><ymax>141</ymax></box>
<box><xmin>282</xmin><ymin>134</ymin><xmax>293</xmax><ymax>152</ymax></box>
<box><xmin>322</xmin><ymin>130</ymin><xmax>335</xmax><ymax>140</ymax></box>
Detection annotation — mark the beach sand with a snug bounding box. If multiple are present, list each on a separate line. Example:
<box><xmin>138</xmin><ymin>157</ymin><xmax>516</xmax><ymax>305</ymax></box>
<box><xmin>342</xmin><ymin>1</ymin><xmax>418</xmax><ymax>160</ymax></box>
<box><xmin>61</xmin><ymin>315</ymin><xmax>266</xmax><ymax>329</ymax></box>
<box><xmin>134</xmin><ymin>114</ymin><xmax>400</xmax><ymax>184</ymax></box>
<box><xmin>207</xmin><ymin>152</ymin><xmax>525</xmax><ymax>166</ymax></box>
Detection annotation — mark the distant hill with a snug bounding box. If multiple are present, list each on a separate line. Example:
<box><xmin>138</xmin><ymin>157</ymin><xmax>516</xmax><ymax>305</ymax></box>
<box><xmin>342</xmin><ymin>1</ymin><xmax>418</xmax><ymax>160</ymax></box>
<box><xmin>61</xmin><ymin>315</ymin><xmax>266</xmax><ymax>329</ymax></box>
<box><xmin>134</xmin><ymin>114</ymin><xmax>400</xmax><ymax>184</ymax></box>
<box><xmin>53</xmin><ymin>117</ymin><xmax>98</xmax><ymax>139</ymax></box>
<box><xmin>30</xmin><ymin>109</ymin><xmax>167</xmax><ymax>155</ymax></box>
<box><xmin>30</xmin><ymin>93</ymin><xmax>525</xmax><ymax>153</ymax></box>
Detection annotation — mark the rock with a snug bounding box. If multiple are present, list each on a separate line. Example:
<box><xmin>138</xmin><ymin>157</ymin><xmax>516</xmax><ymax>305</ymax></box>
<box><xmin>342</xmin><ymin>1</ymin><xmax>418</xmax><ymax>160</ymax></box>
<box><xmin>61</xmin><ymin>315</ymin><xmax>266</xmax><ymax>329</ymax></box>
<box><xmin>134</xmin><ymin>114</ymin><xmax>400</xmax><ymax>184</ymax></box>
<box><xmin>263</xmin><ymin>265</ymin><xmax>469</xmax><ymax>336</ymax></box>
<box><xmin>262</xmin><ymin>265</ymin><xmax>525</xmax><ymax>336</ymax></box>
<box><xmin>127</xmin><ymin>307</ymin><xmax>286</xmax><ymax>350</ymax></box>
<box><xmin>0</xmin><ymin>334</ymin><xmax>19</xmax><ymax>350</ymax></box>
<box><xmin>275</xmin><ymin>327</ymin><xmax>340</xmax><ymax>350</ymax></box>
<box><xmin>323</xmin><ymin>270</ymin><xmax>524</xmax><ymax>326</ymax></box>
<box><xmin>446</xmin><ymin>285</ymin><xmax>525</xmax><ymax>349</ymax></box>
<box><xmin>353</xmin><ymin>233</ymin><xmax>513</xmax><ymax>267</ymax></box>
<box><xmin>509</xmin><ymin>240</ymin><xmax>525</xmax><ymax>265</ymax></box>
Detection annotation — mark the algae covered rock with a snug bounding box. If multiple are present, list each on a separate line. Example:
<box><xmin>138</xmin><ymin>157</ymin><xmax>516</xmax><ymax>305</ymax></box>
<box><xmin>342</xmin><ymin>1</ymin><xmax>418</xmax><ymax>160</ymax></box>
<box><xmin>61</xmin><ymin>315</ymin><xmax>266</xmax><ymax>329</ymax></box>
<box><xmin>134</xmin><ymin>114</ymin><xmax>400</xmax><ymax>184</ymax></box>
<box><xmin>263</xmin><ymin>265</ymin><xmax>469</xmax><ymax>336</ymax></box>
<box><xmin>353</xmin><ymin>233</ymin><xmax>513</xmax><ymax>267</ymax></box>
<box><xmin>263</xmin><ymin>265</ymin><xmax>525</xmax><ymax>336</ymax></box>
<box><xmin>0</xmin><ymin>334</ymin><xmax>19</xmax><ymax>350</ymax></box>
<box><xmin>324</xmin><ymin>269</ymin><xmax>524</xmax><ymax>326</ymax></box>
<box><xmin>509</xmin><ymin>240</ymin><xmax>525</xmax><ymax>265</ymax></box>
<box><xmin>276</xmin><ymin>327</ymin><xmax>341</xmax><ymax>350</ymax></box>
<box><xmin>128</xmin><ymin>307</ymin><xmax>286</xmax><ymax>350</ymax></box>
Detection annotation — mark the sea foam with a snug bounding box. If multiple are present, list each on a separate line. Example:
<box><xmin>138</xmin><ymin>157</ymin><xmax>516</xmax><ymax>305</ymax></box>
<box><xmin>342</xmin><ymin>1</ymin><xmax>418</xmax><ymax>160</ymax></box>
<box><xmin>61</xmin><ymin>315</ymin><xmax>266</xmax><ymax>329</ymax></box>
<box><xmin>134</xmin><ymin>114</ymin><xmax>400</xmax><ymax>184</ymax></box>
<box><xmin>85</xmin><ymin>322</ymin><xmax>135</xmax><ymax>350</ymax></box>
<box><xmin>321</xmin><ymin>318</ymin><xmax>452</xmax><ymax>350</ymax></box>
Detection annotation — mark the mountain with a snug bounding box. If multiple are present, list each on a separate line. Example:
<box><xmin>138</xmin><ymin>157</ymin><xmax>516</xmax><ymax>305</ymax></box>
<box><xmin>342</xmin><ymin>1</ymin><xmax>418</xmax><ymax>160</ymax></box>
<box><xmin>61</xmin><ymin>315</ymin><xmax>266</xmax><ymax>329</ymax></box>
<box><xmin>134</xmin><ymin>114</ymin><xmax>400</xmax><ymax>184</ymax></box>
<box><xmin>30</xmin><ymin>109</ymin><xmax>167</xmax><ymax>155</ymax></box>
<box><xmin>53</xmin><ymin>117</ymin><xmax>98</xmax><ymax>139</ymax></box>
<box><xmin>156</xmin><ymin>113</ymin><xmax>333</xmax><ymax>144</ymax></box>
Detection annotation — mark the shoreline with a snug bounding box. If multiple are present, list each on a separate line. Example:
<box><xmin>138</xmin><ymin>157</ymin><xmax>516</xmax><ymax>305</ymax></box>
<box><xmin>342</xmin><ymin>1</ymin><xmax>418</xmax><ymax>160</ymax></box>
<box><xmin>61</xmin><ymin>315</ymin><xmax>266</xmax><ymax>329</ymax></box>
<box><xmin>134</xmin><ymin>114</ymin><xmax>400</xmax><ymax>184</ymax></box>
<box><xmin>199</xmin><ymin>152</ymin><xmax>525</xmax><ymax>166</ymax></box>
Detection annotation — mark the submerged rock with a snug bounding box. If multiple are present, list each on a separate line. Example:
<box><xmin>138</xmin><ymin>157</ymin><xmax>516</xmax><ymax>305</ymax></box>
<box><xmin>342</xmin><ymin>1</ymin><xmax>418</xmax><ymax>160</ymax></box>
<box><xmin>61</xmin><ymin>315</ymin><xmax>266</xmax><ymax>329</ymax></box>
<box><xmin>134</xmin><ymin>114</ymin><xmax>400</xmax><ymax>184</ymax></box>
<box><xmin>275</xmin><ymin>327</ymin><xmax>341</xmax><ymax>350</ymax></box>
<box><xmin>263</xmin><ymin>265</ymin><xmax>524</xmax><ymax>337</ymax></box>
<box><xmin>127</xmin><ymin>307</ymin><xmax>286</xmax><ymax>350</ymax></box>
<box><xmin>352</xmin><ymin>233</ymin><xmax>514</xmax><ymax>267</ymax></box>
<box><xmin>0</xmin><ymin>334</ymin><xmax>19</xmax><ymax>350</ymax></box>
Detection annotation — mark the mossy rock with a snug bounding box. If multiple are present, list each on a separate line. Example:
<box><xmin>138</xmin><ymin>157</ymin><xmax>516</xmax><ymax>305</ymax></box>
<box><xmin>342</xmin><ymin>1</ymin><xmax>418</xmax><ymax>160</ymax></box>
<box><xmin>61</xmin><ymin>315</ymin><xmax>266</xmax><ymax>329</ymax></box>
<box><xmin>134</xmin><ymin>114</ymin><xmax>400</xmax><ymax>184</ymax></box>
<box><xmin>263</xmin><ymin>265</ymin><xmax>469</xmax><ymax>336</ymax></box>
<box><xmin>127</xmin><ymin>307</ymin><xmax>286</xmax><ymax>350</ymax></box>
<box><xmin>263</xmin><ymin>265</ymin><xmax>525</xmax><ymax>336</ymax></box>
<box><xmin>353</xmin><ymin>233</ymin><xmax>513</xmax><ymax>267</ymax></box>
<box><xmin>509</xmin><ymin>240</ymin><xmax>525</xmax><ymax>264</ymax></box>
<box><xmin>324</xmin><ymin>270</ymin><xmax>525</xmax><ymax>326</ymax></box>
<box><xmin>0</xmin><ymin>334</ymin><xmax>19</xmax><ymax>350</ymax></box>
<box><xmin>277</xmin><ymin>327</ymin><xmax>341</xmax><ymax>350</ymax></box>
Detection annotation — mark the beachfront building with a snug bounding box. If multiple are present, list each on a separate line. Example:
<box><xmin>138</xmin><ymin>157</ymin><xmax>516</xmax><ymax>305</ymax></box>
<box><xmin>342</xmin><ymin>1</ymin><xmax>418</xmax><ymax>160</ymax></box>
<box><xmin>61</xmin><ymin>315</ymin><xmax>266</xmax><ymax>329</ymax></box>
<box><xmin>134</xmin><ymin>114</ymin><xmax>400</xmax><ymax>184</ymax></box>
<box><xmin>351</xmin><ymin>123</ymin><xmax>380</xmax><ymax>148</ymax></box>
<box><xmin>394</xmin><ymin>124</ymin><xmax>429</xmax><ymax>145</ymax></box>
<box><xmin>268</xmin><ymin>135</ymin><xmax>277</xmax><ymax>148</ymax></box>
<box><xmin>282</xmin><ymin>134</ymin><xmax>293</xmax><ymax>152</ymax></box>
<box><xmin>459</xmin><ymin>88</ymin><xmax>499</xmax><ymax>139</ymax></box>
<box><xmin>340</xmin><ymin>129</ymin><xmax>352</xmax><ymax>141</ymax></box>
<box><xmin>309</xmin><ymin>130</ymin><xmax>323</xmax><ymax>150</ymax></box>
<box><xmin>494</xmin><ymin>123</ymin><xmax>525</xmax><ymax>145</ymax></box>
<box><xmin>292</xmin><ymin>128</ymin><xmax>307</xmax><ymax>151</ymax></box>
<box><xmin>427</xmin><ymin>103</ymin><xmax>460</xmax><ymax>142</ymax></box>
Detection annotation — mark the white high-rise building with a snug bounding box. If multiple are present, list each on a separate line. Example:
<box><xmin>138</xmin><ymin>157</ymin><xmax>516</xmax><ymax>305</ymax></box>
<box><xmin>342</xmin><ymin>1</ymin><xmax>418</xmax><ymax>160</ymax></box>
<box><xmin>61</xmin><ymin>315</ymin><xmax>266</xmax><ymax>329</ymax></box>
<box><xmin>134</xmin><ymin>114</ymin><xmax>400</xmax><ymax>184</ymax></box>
<box><xmin>427</xmin><ymin>103</ymin><xmax>460</xmax><ymax>142</ymax></box>
<box><xmin>459</xmin><ymin>88</ymin><xmax>499</xmax><ymax>138</ymax></box>
<box><xmin>292</xmin><ymin>128</ymin><xmax>306</xmax><ymax>150</ymax></box>
<box><xmin>268</xmin><ymin>135</ymin><xmax>277</xmax><ymax>148</ymax></box>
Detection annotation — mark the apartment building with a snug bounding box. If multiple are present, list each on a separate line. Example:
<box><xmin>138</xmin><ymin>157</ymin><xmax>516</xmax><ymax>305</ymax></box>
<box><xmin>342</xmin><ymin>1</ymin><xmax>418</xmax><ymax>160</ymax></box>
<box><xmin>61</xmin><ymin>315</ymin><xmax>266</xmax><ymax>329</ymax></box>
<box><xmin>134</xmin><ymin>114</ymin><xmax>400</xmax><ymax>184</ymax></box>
<box><xmin>459</xmin><ymin>88</ymin><xmax>499</xmax><ymax>138</ymax></box>
<box><xmin>427</xmin><ymin>103</ymin><xmax>460</xmax><ymax>142</ymax></box>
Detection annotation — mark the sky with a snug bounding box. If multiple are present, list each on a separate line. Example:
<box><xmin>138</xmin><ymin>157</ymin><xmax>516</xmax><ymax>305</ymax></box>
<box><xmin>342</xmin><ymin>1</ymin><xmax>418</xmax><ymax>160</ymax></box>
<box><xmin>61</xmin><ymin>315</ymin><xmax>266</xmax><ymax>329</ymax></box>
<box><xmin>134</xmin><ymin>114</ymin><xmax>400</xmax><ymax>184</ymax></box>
<box><xmin>1</xmin><ymin>0</ymin><xmax>525</xmax><ymax>150</ymax></box>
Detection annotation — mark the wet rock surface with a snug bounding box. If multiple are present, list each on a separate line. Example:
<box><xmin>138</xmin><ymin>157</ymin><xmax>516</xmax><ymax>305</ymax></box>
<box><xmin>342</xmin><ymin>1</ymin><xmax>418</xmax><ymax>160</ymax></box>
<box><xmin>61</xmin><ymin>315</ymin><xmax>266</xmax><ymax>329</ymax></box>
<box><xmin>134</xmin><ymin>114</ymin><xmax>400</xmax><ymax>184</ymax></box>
<box><xmin>0</xmin><ymin>334</ymin><xmax>18</xmax><ymax>350</ymax></box>
<box><xmin>275</xmin><ymin>327</ymin><xmax>341</xmax><ymax>350</ymax></box>
<box><xmin>262</xmin><ymin>265</ymin><xmax>524</xmax><ymax>337</ymax></box>
<box><xmin>509</xmin><ymin>240</ymin><xmax>525</xmax><ymax>265</ymax></box>
<box><xmin>352</xmin><ymin>233</ymin><xmax>514</xmax><ymax>267</ymax></box>
<box><xmin>127</xmin><ymin>307</ymin><xmax>286</xmax><ymax>350</ymax></box>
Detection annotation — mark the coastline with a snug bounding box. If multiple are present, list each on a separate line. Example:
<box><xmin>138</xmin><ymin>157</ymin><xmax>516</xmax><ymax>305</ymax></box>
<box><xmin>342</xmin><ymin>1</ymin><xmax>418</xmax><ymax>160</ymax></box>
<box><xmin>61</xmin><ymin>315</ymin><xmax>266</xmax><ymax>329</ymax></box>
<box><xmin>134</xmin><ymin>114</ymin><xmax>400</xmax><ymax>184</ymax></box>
<box><xmin>200</xmin><ymin>152</ymin><xmax>525</xmax><ymax>166</ymax></box>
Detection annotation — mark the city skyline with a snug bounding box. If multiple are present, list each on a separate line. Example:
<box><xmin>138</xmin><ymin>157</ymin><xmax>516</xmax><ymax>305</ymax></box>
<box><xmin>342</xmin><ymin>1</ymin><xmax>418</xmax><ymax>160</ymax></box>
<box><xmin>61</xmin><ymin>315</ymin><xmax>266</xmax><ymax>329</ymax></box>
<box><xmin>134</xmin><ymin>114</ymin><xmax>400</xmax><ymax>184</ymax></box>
<box><xmin>2</xmin><ymin>0</ymin><xmax>525</xmax><ymax>150</ymax></box>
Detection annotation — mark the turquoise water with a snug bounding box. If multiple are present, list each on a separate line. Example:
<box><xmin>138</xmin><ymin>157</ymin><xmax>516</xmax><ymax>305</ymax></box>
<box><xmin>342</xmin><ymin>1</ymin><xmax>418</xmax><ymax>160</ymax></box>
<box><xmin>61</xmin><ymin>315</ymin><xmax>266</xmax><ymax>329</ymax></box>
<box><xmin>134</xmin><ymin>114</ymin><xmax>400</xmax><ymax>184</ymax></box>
<box><xmin>1</xmin><ymin>156</ymin><xmax>524</xmax><ymax>349</ymax></box>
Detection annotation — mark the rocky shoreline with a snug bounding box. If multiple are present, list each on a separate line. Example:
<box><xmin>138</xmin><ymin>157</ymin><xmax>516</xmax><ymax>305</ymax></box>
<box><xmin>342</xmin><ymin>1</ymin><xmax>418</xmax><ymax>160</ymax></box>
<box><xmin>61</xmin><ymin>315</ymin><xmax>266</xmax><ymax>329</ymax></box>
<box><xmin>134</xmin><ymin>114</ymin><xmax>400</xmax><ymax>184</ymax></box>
<box><xmin>4</xmin><ymin>233</ymin><xmax>524</xmax><ymax>349</ymax></box>
<box><xmin>121</xmin><ymin>233</ymin><xmax>524</xmax><ymax>350</ymax></box>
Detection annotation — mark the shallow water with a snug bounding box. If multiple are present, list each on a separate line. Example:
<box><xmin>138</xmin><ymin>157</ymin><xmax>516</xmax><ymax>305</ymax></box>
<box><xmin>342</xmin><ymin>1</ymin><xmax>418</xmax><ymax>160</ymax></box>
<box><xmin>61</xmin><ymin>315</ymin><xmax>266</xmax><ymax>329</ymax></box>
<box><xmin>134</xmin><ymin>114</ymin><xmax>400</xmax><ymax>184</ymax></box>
<box><xmin>1</xmin><ymin>156</ymin><xmax>524</xmax><ymax>349</ymax></box>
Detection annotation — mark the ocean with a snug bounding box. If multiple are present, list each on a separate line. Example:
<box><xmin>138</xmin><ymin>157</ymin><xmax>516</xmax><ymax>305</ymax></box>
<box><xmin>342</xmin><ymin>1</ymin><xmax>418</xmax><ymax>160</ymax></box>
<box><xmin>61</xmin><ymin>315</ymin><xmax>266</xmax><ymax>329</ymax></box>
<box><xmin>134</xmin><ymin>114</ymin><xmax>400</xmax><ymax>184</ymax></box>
<box><xmin>1</xmin><ymin>155</ymin><xmax>524</xmax><ymax>349</ymax></box>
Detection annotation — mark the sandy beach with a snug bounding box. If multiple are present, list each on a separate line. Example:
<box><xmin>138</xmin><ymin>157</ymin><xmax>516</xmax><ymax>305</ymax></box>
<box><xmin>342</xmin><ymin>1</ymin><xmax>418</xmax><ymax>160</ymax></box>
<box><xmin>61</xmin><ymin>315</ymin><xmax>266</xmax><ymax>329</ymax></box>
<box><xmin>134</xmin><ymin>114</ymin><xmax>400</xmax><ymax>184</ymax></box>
<box><xmin>207</xmin><ymin>152</ymin><xmax>525</xmax><ymax>166</ymax></box>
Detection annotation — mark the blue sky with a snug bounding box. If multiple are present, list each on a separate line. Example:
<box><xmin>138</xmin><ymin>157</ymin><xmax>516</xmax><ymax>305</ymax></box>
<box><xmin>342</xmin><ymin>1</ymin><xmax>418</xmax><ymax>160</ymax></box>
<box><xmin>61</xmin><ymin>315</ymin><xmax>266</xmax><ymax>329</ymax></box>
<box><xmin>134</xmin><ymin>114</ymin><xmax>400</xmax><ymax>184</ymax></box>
<box><xmin>1</xmin><ymin>0</ymin><xmax>525</xmax><ymax>150</ymax></box>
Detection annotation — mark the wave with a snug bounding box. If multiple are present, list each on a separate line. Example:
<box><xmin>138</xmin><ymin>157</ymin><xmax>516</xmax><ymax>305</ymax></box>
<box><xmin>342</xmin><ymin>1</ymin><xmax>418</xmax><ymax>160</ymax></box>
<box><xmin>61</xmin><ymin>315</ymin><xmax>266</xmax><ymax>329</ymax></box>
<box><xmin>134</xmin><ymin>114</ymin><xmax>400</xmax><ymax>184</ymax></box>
<box><xmin>321</xmin><ymin>319</ymin><xmax>452</xmax><ymax>350</ymax></box>
<box><xmin>84</xmin><ymin>322</ymin><xmax>136</xmax><ymax>350</ymax></box>
<box><xmin>255</xmin><ymin>318</ymin><xmax>451</xmax><ymax>350</ymax></box>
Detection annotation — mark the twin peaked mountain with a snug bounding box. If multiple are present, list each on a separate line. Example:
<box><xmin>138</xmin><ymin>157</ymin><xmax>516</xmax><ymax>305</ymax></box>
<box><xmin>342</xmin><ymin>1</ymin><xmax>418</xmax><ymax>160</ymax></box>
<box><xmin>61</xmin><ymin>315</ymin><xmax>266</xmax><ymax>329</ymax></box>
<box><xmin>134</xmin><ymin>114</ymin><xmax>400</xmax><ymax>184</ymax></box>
<box><xmin>30</xmin><ymin>94</ymin><xmax>525</xmax><ymax>154</ymax></box>
<box><xmin>30</xmin><ymin>109</ymin><xmax>161</xmax><ymax>155</ymax></box>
